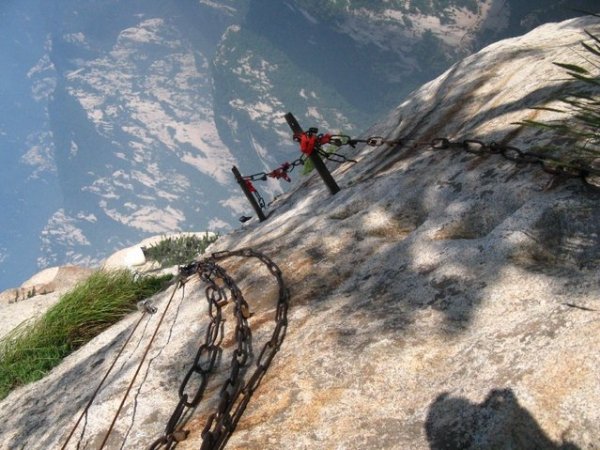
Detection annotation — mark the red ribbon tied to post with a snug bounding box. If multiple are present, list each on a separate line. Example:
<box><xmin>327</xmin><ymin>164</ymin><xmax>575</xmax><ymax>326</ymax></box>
<box><xmin>244</xmin><ymin>179</ymin><xmax>256</xmax><ymax>193</ymax></box>
<box><xmin>298</xmin><ymin>133</ymin><xmax>331</xmax><ymax>156</ymax></box>
<box><xmin>268</xmin><ymin>162</ymin><xmax>292</xmax><ymax>182</ymax></box>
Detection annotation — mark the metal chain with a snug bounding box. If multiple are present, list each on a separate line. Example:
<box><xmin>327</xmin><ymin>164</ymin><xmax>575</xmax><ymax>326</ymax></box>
<box><xmin>328</xmin><ymin>134</ymin><xmax>404</xmax><ymax>148</ymax></box>
<box><xmin>240</xmin><ymin>159</ymin><xmax>305</xmax><ymax>211</ymax></box>
<box><xmin>422</xmin><ymin>138</ymin><xmax>600</xmax><ymax>185</ymax></box>
<box><xmin>325</xmin><ymin>133</ymin><xmax>599</xmax><ymax>185</ymax></box>
<box><xmin>238</xmin><ymin>120</ymin><xmax>598</xmax><ymax>217</ymax></box>
<box><xmin>243</xmin><ymin>158</ymin><xmax>304</xmax><ymax>183</ymax></box>
<box><xmin>317</xmin><ymin>148</ymin><xmax>357</xmax><ymax>164</ymax></box>
<box><xmin>254</xmin><ymin>190</ymin><xmax>266</xmax><ymax>209</ymax></box>
<box><xmin>324</xmin><ymin>133</ymin><xmax>599</xmax><ymax>185</ymax></box>
<box><xmin>148</xmin><ymin>248</ymin><xmax>289</xmax><ymax>450</ymax></box>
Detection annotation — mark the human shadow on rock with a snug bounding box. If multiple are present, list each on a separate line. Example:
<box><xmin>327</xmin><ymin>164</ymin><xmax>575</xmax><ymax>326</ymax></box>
<box><xmin>425</xmin><ymin>388</ymin><xmax>579</xmax><ymax>450</ymax></box>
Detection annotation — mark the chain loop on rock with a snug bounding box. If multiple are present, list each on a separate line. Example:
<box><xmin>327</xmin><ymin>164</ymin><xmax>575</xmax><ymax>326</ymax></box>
<box><xmin>149</xmin><ymin>248</ymin><xmax>289</xmax><ymax>450</ymax></box>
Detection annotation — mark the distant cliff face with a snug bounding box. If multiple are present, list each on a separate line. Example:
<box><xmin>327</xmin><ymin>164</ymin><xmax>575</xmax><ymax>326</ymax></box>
<box><xmin>1</xmin><ymin>15</ymin><xmax>598</xmax><ymax>449</ymax></box>
<box><xmin>0</xmin><ymin>0</ymin><xmax>597</xmax><ymax>290</ymax></box>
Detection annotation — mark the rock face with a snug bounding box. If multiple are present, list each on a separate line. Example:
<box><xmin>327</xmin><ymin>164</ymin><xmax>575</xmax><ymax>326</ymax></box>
<box><xmin>0</xmin><ymin>265</ymin><xmax>96</xmax><ymax>341</ymax></box>
<box><xmin>0</xmin><ymin>265</ymin><xmax>95</xmax><ymax>304</ymax></box>
<box><xmin>1</xmin><ymin>15</ymin><xmax>599</xmax><ymax>449</ymax></box>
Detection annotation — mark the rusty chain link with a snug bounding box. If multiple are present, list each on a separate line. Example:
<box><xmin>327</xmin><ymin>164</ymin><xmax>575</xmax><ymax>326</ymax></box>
<box><xmin>420</xmin><ymin>137</ymin><xmax>600</xmax><ymax>185</ymax></box>
<box><xmin>242</xmin><ymin>158</ymin><xmax>305</xmax><ymax>183</ymax></box>
<box><xmin>324</xmin><ymin>133</ymin><xmax>600</xmax><ymax>186</ymax></box>
<box><xmin>326</xmin><ymin>134</ymin><xmax>598</xmax><ymax>186</ymax></box>
<box><xmin>148</xmin><ymin>248</ymin><xmax>289</xmax><ymax>450</ymax></box>
<box><xmin>317</xmin><ymin>148</ymin><xmax>357</xmax><ymax>164</ymax></box>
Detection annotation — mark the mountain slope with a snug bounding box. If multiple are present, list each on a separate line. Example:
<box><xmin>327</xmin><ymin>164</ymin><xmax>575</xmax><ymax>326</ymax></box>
<box><xmin>1</xmin><ymin>0</ymin><xmax>598</xmax><ymax>291</ymax></box>
<box><xmin>0</xmin><ymin>15</ymin><xmax>598</xmax><ymax>449</ymax></box>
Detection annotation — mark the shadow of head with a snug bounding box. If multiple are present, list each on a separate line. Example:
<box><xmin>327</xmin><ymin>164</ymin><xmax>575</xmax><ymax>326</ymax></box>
<box><xmin>425</xmin><ymin>388</ymin><xmax>579</xmax><ymax>450</ymax></box>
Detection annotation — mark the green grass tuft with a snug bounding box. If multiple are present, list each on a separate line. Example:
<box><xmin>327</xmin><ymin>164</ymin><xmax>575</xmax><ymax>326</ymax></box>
<box><xmin>516</xmin><ymin>25</ymin><xmax>600</xmax><ymax>165</ymax></box>
<box><xmin>0</xmin><ymin>269</ymin><xmax>172</xmax><ymax>400</ymax></box>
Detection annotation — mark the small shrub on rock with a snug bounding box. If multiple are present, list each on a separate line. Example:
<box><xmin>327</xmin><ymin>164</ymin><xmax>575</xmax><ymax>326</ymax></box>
<box><xmin>143</xmin><ymin>232</ymin><xmax>219</xmax><ymax>268</ymax></box>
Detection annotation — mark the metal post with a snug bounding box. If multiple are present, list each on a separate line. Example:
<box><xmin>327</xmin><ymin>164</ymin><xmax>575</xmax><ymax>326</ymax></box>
<box><xmin>232</xmin><ymin>166</ymin><xmax>267</xmax><ymax>222</ymax></box>
<box><xmin>309</xmin><ymin>150</ymin><xmax>340</xmax><ymax>195</ymax></box>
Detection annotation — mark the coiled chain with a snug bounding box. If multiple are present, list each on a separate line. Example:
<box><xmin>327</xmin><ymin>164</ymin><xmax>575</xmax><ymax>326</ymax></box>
<box><xmin>148</xmin><ymin>248</ymin><xmax>289</xmax><ymax>450</ymax></box>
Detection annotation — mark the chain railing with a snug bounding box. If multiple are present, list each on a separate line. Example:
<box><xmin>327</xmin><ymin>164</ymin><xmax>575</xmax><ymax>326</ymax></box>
<box><xmin>233</xmin><ymin>113</ymin><xmax>599</xmax><ymax>222</ymax></box>
<box><xmin>232</xmin><ymin>113</ymin><xmax>362</xmax><ymax>220</ymax></box>
<box><xmin>294</xmin><ymin>131</ymin><xmax>600</xmax><ymax>183</ymax></box>
<box><xmin>402</xmin><ymin>137</ymin><xmax>600</xmax><ymax>181</ymax></box>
